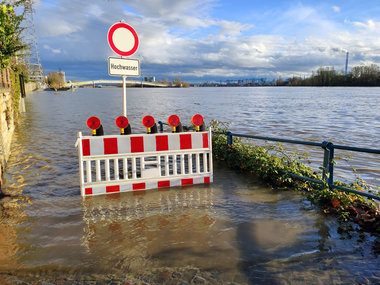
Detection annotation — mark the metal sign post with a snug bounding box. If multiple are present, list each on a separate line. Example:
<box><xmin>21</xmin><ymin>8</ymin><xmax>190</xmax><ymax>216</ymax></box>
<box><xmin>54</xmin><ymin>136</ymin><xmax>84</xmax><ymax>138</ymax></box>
<box><xmin>107</xmin><ymin>22</ymin><xmax>140</xmax><ymax>116</ymax></box>
<box><xmin>122</xmin><ymin>75</ymin><xmax>127</xmax><ymax>116</ymax></box>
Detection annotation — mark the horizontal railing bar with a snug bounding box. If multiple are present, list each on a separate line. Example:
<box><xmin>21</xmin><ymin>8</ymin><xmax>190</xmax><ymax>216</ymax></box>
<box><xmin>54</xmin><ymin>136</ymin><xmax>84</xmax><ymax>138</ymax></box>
<box><xmin>285</xmin><ymin>172</ymin><xmax>380</xmax><ymax>200</ymax></box>
<box><xmin>332</xmin><ymin>184</ymin><xmax>380</xmax><ymax>200</ymax></box>
<box><xmin>226</xmin><ymin>132</ymin><xmax>323</xmax><ymax>147</ymax></box>
<box><xmin>284</xmin><ymin>172</ymin><xmax>324</xmax><ymax>185</ymax></box>
<box><xmin>333</xmin><ymin>144</ymin><xmax>380</xmax><ymax>154</ymax></box>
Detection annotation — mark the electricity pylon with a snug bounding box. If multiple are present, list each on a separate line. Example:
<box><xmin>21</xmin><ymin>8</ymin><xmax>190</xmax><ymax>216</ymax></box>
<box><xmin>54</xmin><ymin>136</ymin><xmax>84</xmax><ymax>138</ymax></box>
<box><xmin>22</xmin><ymin>0</ymin><xmax>44</xmax><ymax>83</ymax></box>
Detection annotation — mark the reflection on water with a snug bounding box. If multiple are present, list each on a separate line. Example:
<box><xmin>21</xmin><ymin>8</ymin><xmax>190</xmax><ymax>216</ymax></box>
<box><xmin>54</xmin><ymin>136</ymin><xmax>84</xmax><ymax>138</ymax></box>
<box><xmin>0</xmin><ymin>197</ymin><xmax>24</xmax><ymax>272</ymax></box>
<box><xmin>79</xmin><ymin>174</ymin><xmax>317</xmax><ymax>282</ymax></box>
<box><xmin>1</xmin><ymin>87</ymin><xmax>379</xmax><ymax>283</ymax></box>
<box><xmin>81</xmin><ymin>188</ymin><xmax>225</xmax><ymax>276</ymax></box>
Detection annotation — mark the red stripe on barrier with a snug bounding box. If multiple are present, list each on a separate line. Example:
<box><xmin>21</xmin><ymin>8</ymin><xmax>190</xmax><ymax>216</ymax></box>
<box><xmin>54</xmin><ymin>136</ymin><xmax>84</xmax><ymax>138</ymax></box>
<box><xmin>104</xmin><ymin>138</ymin><xmax>118</xmax><ymax>155</ymax></box>
<box><xmin>156</xmin><ymin>135</ymin><xmax>169</xmax><ymax>151</ymax></box>
<box><xmin>131</xmin><ymin>137</ymin><xmax>144</xmax><ymax>153</ymax></box>
<box><xmin>180</xmin><ymin>134</ymin><xmax>192</xmax><ymax>149</ymax></box>
<box><xmin>158</xmin><ymin>180</ymin><xmax>170</xmax><ymax>188</ymax></box>
<box><xmin>106</xmin><ymin>185</ymin><xmax>120</xmax><ymax>193</ymax></box>
<box><xmin>181</xmin><ymin>178</ymin><xmax>193</xmax><ymax>185</ymax></box>
<box><xmin>82</xmin><ymin>139</ymin><xmax>90</xmax><ymax>156</ymax></box>
<box><xmin>204</xmin><ymin>177</ymin><xmax>210</xmax><ymax>183</ymax></box>
<box><xmin>85</xmin><ymin>187</ymin><xmax>93</xmax><ymax>195</ymax></box>
<box><xmin>133</xmin><ymin>182</ymin><xmax>146</xmax><ymax>190</ymax></box>
<box><xmin>203</xmin><ymin>133</ymin><xmax>209</xmax><ymax>148</ymax></box>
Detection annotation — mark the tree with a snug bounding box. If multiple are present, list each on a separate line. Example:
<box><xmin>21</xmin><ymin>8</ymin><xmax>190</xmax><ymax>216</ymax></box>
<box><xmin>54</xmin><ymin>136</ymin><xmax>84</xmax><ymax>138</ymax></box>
<box><xmin>172</xmin><ymin>78</ymin><xmax>190</xmax><ymax>87</ymax></box>
<box><xmin>172</xmin><ymin>78</ymin><xmax>183</xmax><ymax>87</ymax></box>
<box><xmin>276</xmin><ymin>64</ymin><xmax>380</xmax><ymax>87</ymax></box>
<box><xmin>0</xmin><ymin>1</ymin><xmax>26</xmax><ymax>69</ymax></box>
<box><xmin>275</xmin><ymin>76</ymin><xmax>286</xmax><ymax>86</ymax></box>
<box><xmin>47</xmin><ymin>71</ymin><xmax>65</xmax><ymax>91</ymax></box>
<box><xmin>351</xmin><ymin>64</ymin><xmax>379</xmax><ymax>85</ymax></box>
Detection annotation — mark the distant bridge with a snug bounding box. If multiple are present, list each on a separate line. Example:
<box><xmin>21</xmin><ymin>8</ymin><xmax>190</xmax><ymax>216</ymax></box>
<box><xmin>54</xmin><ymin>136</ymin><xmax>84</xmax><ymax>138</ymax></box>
<box><xmin>65</xmin><ymin>79</ymin><xmax>169</xmax><ymax>88</ymax></box>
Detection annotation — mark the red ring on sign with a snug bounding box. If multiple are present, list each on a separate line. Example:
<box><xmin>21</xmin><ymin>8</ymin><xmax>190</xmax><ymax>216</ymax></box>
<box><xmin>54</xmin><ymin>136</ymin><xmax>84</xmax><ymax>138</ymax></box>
<box><xmin>107</xmin><ymin>22</ymin><xmax>139</xmax><ymax>56</ymax></box>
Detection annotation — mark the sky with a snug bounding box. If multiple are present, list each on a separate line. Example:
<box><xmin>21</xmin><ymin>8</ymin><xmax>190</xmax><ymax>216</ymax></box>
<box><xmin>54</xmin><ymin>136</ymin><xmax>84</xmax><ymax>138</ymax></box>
<box><xmin>30</xmin><ymin>0</ymin><xmax>380</xmax><ymax>82</ymax></box>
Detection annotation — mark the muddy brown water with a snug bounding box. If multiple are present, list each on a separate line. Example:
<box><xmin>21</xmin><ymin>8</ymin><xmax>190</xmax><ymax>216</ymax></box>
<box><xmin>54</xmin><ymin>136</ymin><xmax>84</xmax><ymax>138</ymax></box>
<box><xmin>1</xmin><ymin>87</ymin><xmax>379</xmax><ymax>284</ymax></box>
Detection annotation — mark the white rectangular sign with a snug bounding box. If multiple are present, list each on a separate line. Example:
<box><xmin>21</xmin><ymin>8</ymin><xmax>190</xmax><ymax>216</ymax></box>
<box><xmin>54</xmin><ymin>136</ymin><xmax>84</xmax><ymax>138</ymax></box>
<box><xmin>108</xmin><ymin>57</ymin><xmax>140</xmax><ymax>77</ymax></box>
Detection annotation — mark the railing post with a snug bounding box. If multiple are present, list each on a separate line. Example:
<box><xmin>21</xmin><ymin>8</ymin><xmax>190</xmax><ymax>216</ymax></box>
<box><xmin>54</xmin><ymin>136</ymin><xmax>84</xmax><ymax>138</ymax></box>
<box><xmin>226</xmin><ymin>131</ymin><xmax>233</xmax><ymax>147</ymax></box>
<box><xmin>322</xmin><ymin>141</ymin><xmax>334</xmax><ymax>189</ymax></box>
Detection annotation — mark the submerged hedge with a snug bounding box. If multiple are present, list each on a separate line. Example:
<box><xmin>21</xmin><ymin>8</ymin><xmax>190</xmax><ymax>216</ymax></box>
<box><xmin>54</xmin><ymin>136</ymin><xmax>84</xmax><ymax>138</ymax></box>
<box><xmin>211</xmin><ymin>122</ymin><xmax>380</xmax><ymax>242</ymax></box>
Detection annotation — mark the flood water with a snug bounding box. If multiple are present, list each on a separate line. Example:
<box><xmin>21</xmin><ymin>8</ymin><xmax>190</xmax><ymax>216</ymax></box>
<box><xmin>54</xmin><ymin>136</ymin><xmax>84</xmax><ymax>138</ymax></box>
<box><xmin>1</xmin><ymin>87</ymin><xmax>379</xmax><ymax>284</ymax></box>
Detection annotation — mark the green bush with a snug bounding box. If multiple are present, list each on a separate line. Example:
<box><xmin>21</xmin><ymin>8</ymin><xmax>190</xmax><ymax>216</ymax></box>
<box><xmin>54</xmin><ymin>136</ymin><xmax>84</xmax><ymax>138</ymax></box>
<box><xmin>0</xmin><ymin>2</ymin><xmax>25</xmax><ymax>69</ymax></box>
<box><xmin>211</xmin><ymin>121</ymin><xmax>379</xmax><ymax>238</ymax></box>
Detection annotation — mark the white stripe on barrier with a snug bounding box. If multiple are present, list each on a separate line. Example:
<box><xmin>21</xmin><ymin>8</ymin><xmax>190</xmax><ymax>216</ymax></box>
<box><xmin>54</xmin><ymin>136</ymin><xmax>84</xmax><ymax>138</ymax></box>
<box><xmin>83</xmin><ymin>176</ymin><xmax>213</xmax><ymax>196</ymax></box>
<box><xmin>77</xmin><ymin>129</ymin><xmax>213</xmax><ymax>197</ymax></box>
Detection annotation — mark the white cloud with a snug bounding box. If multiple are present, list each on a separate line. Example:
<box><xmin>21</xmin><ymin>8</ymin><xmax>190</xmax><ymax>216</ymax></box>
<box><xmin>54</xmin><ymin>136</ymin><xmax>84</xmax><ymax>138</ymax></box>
<box><xmin>39</xmin><ymin>20</ymin><xmax>81</xmax><ymax>37</ymax></box>
<box><xmin>332</xmin><ymin>6</ymin><xmax>340</xmax><ymax>13</ymax></box>
<box><xmin>352</xmin><ymin>19</ymin><xmax>379</xmax><ymax>32</ymax></box>
<box><xmin>120</xmin><ymin>0</ymin><xmax>216</xmax><ymax>19</ymax></box>
<box><xmin>43</xmin><ymin>44</ymin><xmax>62</xmax><ymax>54</ymax></box>
<box><xmin>34</xmin><ymin>0</ymin><xmax>380</xmax><ymax>80</ymax></box>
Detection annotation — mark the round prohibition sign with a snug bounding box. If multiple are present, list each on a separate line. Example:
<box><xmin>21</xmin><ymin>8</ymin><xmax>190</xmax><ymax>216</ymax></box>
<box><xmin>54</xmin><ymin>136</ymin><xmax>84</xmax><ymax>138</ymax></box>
<box><xmin>107</xmin><ymin>22</ymin><xmax>139</xmax><ymax>56</ymax></box>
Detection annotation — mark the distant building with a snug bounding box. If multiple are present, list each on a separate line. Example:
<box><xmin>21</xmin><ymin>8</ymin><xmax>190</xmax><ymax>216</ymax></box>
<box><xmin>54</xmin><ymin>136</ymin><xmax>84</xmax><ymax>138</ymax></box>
<box><xmin>58</xmin><ymin>70</ymin><xmax>66</xmax><ymax>83</ymax></box>
<box><xmin>144</xmin><ymin>76</ymin><xmax>155</xmax><ymax>82</ymax></box>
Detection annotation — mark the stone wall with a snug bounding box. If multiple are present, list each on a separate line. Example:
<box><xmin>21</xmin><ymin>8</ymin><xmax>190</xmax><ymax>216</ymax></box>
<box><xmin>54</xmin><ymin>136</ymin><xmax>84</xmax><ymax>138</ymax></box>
<box><xmin>0</xmin><ymin>78</ymin><xmax>38</xmax><ymax>160</ymax></box>
<box><xmin>0</xmin><ymin>68</ymin><xmax>38</xmax><ymax>189</ymax></box>
<box><xmin>25</xmin><ymin>81</ymin><xmax>38</xmax><ymax>95</ymax></box>
<box><xmin>0</xmin><ymin>86</ymin><xmax>15</xmax><ymax>187</ymax></box>
<box><xmin>0</xmin><ymin>87</ymin><xmax>15</xmax><ymax>161</ymax></box>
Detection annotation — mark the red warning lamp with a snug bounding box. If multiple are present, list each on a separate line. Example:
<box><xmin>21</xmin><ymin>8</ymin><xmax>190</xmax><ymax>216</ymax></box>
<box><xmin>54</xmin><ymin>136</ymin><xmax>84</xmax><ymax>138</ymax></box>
<box><xmin>191</xmin><ymin>114</ymin><xmax>204</xmax><ymax>131</ymax></box>
<box><xmin>168</xmin><ymin>114</ymin><xmax>180</xmax><ymax>132</ymax></box>
<box><xmin>86</xmin><ymin>116</ymin><xmax>101</xmax><ymax>135</ymax></box>
<box><xmin>115</xmin><ymin>116</ymin><xmax>129</xmax><ymax>134</ymax></box>
<box><xmin>142</xmin><ymin>115</ymin><xmax>155</xmax><ymax>133</ymax></box>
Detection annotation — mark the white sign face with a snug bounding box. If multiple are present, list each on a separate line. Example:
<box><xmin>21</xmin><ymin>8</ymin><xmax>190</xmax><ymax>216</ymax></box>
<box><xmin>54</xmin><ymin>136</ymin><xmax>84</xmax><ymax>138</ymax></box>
<box><xmin>107</xmin><ymin>22</ymin><xmax>139</xmax><ymax>56</ymax></box>
<box><xmin>113</xmin><ymin>28</ymin><xmax>135</xmax><ymax>52</ymax></box>
<box><xmin>108</xmin><ymin>57</ymin><xmax>140</xmax><ymax>77</ymax></box>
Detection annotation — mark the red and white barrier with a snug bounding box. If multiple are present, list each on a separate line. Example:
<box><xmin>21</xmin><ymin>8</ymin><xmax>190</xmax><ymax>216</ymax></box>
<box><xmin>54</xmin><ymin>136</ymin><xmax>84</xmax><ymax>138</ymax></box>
<box><xmin>76</xmin><ymin>129</ymin><xmax>213</xmax><ymax>196</ymax></box>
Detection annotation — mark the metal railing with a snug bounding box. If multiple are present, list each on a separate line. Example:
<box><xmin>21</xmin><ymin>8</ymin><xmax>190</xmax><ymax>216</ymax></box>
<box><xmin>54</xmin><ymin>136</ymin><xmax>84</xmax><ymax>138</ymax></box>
<box><xmin>222</xmin><ymin>131</ymin><xmax>380</xmax><ymax>201</ymax></box>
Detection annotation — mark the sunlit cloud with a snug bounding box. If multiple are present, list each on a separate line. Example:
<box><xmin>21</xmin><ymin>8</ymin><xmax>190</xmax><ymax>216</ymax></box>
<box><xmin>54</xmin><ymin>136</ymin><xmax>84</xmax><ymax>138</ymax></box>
<box><xmin>33</xmin><ymin>0</ymin><xmax>380</xmax><ymax>81</ymax></box>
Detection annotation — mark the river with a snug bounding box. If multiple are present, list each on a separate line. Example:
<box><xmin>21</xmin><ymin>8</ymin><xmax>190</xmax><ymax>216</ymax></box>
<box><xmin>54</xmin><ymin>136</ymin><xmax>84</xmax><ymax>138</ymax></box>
<box><xmin>1</xmin><ymin>87</ymin><xmax>379</xmax><ymax>284</ymax></box>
